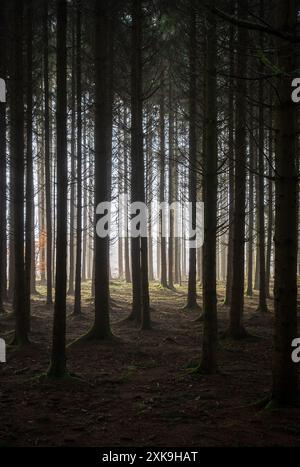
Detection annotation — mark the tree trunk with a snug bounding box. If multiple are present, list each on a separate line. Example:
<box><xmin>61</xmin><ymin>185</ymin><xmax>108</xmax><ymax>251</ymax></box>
<box><xmin>168</xmin><ymin>83</ymin><xmax>174</xmax><ymax>290</ymax></box>
<box><xmin>266</xmin><ymin>96</ymin><xmax>273</xmax><ymax>299</ymax></box>
<box><xmin>271</xmin><ymin>0</ymin><xmax>298</xmax><ymax>406</ymax></box>
<box><xmin>0</xmin><ymin>0</ymin><xmax>7</xmax><ymax>312</ymax></box>
<box><xmin>67</xmin><ymin>16</ymin><xmax>76</xmax><ymax>296</ymax></box>
<box><xmin>129</xmin><ymin>0</ymin><xmax>150</xmax><ymax>329</ymax></box>
<box><xmin>39</xmin><ymin>152</ymin><xmax>46</xmax><ymax>285</ymax></box>
<box><xmin>82</xmin><ymin>114</ymin><xmax>88</xmax><ymax>282</ymax></box>
<box><xmin>24</xmin><ymin>0</ymin><xmax>33</xmax><ymax>333</ymax></box>
<box><xmin>74</xmin><ymin>0</ymin><xmax>82</xmax><ymax>316</ymax></box>
<box><xmin>44</xmin><ymin>0</ymin><xmax>53</xmax><ymax>305</ymax></box>
<box><xmin>47</xmin><ymin>0</ymin><xmax>68</xmax><ymax>377</ymax></box>
<box><xmin>123</xmin><ymin>108</ymin><xmax>131</xmax><ymax>283</ymax></box>
<box><xmin>117</xmin><ymin>108</ymin><xmax>124</xmax><ymax>279</ymax></box>
<box><xmin>254</xmin><ymin>165</ymin><xmax>259</xmax><ymax>291</ymax></box>
<box><xmin>185</xmin><ymin>2</ymin><xmax>198</xmax><ymax>310</ymax></box>
<box><xmin>224</xmin><ymin>19</ymin><xmax>234</xmax><ymax>306</ymax></box>
<box><xmin>12</xmin><ymin>0</ymin><xmax>28</xmax><ymax>346</ymax></box>
<box><xmin>256</xmin><ymin>0</ymin><xmax>268</xmax><ymax>313</ymax></box>
<box><xmin>146</xmin><ymin>106</ymin><xmax>154</xmax><ymax>281</ymax></box>
<box><xmin>226</xmin><ymin>0</ymin><xmax>248</xmax><ymax>339</ymax></box>
<box><xmin>84</xmin><ymin>1</ymin><xmax>113</xmax><ymax>339</ymax></box>
<box><xmin>200</xmin><ymin>1</ymin><xmax>218</xmax><ymax>373</ymax></box>
<box><xmin>174</xmin><ymin>112</ymin><xmax>181</xmax><ymax>285</ymax></box>
<box><xmin>246</xmin><ymin>100</ymin><xmax>254</xmax><ymax>297</ymax></box>
<box><xmin>159</xmin><ymin>78</ymin><xmax>167</xmax><ymax>288</ymax></box>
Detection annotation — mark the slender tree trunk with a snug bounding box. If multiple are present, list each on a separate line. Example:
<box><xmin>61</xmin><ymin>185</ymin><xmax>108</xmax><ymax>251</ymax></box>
<box><xmin>52</xmin><ymin>135</ymin><xmax>56</xmax><ymax>286</ymax></box>
<box><xmin>124</xmin><ymin>107</ymin><xmax>131</xmax><ymax>283</ymax></box>
<box><xmin>182</xmin><ymin>185</ymin><xmax>186</xmax><ymax>280</ymax></box>
<box><xmin>44</xmin><ymin>0</ymin><xmax>53</xmax><ymax>305</ymax></box>
<box><xmin>159</xmin><ymin>78</ymin><xmax>167</xmax><ymax>288</ymax></box>
<box><xmin>254</xmin><ymin>165</ymin><xmax>259</xmax><ymax>291</ymax></box>
<box><xmin>266</xmin><ymin>99</ymin><xmax>273</xmax><ymax>299</ymax></box>
<box><xmin>226</xmin><ymin>0</ymin><xmax>248</xmax><ymax>338</ymax></box>
<box><xmin>82</xmin><ymin>111</ymin><xmax>87</xmax><ymax>282</ymax></box>
<box><xmin>224</xmin><ymin>20</ymin><xmax>234</xmax><ymax>306</ymax></box>
<box><xmin>168</xmin><ymin>83</ymin><xmax>174</xmax><ymax>290</ymax></box>
<box><xmin>74</xmin><ymin>0</ymin><xmax>82</xmax><ymax>316</ymax></box>
<box><xmin>185</xmin><ymin>2</ymin><xmax>198</xmax><ymax>310</ymax></box>
<box><xmin>146</xmin><ymin>107</ymin><xmax>154</xmax><ymax>281</ymax></box>
<box><xmin>246</xmin><ymin>100</ymin><xmax>254</xmax><ymax>297</ymax></box>
<box><xmin>256</xmin><ymin>0</ymin><xmax>268</xmax><ymax>313</ymax></box>
<box><xmin>117</xmin><ymin>108</ymin><xmax>124</xmax><ymax>279</ymax></box>
<box><xmin>8</xmin><ymin>106</ymin><xmax>15</xmax><ymax>305</ymax></box>
<box><xmin>174</xmin><ymin>112</ymin><xmax>181</xmax><ymax>285</ymax></box>
<box><xmin>47</xmin><ymin>0</ymin><xmax>68</xmax><ymax>377</ymax></box>
<box><xmin>148</xmin><ymin>203</ymin><xmax>154</xmax><ymax>281</ymax></box>
<box><xmin>87</xmin><ymin>128</ymin><xmax>93</xmax><ymax>281</ymax></box>
<box><xmin>129</xmin><ymin>0</ymin><xmax>150</xmax><ymax>329</ymax></box>
<box><xmin>12</xmin><ymin>0</ymin><xmax>28</xmax><ymax>346</ymax></box>
<box><xmin>25</xmin><ymin>0</ymin><xmax>33</xmax><ymax>333</ymax></box>
<box><xmin>157</xmin><ymin>237</ymin><xmax>161</xmax><ymax>280</ymax></box>
<box><xmin>128</xmin><ymin>0</ymin><xmax>142</xmax><ymax>325</ymax></box>
<box><xmin>200</xmin><ymin>1</ymin><xmax>218</xmax><ymax>373</ymax></box>
<box><xmin>39</xmin><ymin>152</ymin><xmax>46</xmax><ymax>285</ymax></box>
<box><xmin>0</xmin><ymin>0</ymin><xmax>7</xmax><ymax>312</ymax></box>
<box><xmin>68</xmin><ymin>17</ymin><xmax>76</xmax><ymax>296</ymax></box>
<box><xmin>30</xmin><ymin>196</ymin><xmax>37</xmax><ymax>295</ymax></box>
<box><xmin>140</xmin><ymin>235</ymin><xmax>150</xmax><ymax>328</ymax></box>
<box><xmin>8</xmin><ymin>201</ymin><xmax>15</xmax><ymax>301</ymax></box>
<box><xmin>139</xmin><ymin>70</ymin><xmax>150</xmax><ymax>326</ymax></box>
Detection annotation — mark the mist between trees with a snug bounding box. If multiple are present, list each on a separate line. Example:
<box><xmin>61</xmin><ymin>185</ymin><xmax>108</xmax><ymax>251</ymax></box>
<box><xmin>95</xmin><ymin>196</ymin><xmax>204</xmax><ymax>249</ymax></box>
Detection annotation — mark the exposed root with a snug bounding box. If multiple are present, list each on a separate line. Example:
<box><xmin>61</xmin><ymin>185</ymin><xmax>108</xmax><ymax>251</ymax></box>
<box><xmin>68</xmin><ymin>327</ymin><xmax>121</xmax><ymax>347</ymax></box>
<box><xmin>182</xmin><ymin>303</ymin><xmax>201</xmax><ymax>312</ymax></box>
<box><xmin>220</xmin><ymin>326</ymin><xmax>252</xmax><ymax>340</ymax></box>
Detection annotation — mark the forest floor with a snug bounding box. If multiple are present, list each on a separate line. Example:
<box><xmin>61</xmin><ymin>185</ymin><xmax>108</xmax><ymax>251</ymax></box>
<box><xmin>0</xmin><ymin>281</ymin><xmax>300</xmax><ymax>447</ymax></box>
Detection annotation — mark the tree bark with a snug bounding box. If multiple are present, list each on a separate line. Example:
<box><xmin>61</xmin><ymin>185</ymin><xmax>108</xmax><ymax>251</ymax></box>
<box><xmin>226</xmin><ymin>0</ymin><xmax>248</xmax><ymax>339</ymax></box>
<box><xmin>168</xmin><ymin>83</ymin><xmax>174</xmax><ymax>290</ymax></box>
<box><xmin>123</xmin><ymin>108</ymin><xmax>131</xmax><ymax>283</ymax></box>
<box><xmin>86</xmin><ymin>0</ymin><xmax>113</xmax><ymax>338</ymax></box>
<box><xmin>0</xmin><ymin>0</ymin><xmax>7</xmax><ymax>312</ymax></box>
<box><xmin>200</xmin><ymin>1</ymin><xmax>218</xmax><ymax>373</ymax></box>
<box><xmin>246</xmin><ymin>100</ymin><xmax>254</xmax><ymax>297</ymax></box>
<box><xmin>67</xmin><ymin>15</ymin><xmax>76</xmax><ymax>296</ymax></box>
<box><xmin>224</xmin><ymin>19</ymin><xmax>234</xmax><ymax>306</ymax></box>
<box><xmin>271</xmin><ymin>0</ymin><xmax>298</xmax><ymax>406</ymax></box>
<box><xmin>159</xmin><ymin>77</ymin><xmax>167</xmax><ymax>288</ymax></box>
<box><xmin>129</xmin><ymin>0</ymin><xmax>150</xmax><ymax>329</ymax></box>
<box><xmin>11</xmin><ymin>0</ymin><xmax>28</xmax><ymax>346</ymax></box>
<box><xmin>256</xmin><ymin>0</ymin><xmax>268</xmax><ymax>313</ymax></box>
<box><xmin>44</xmin><ymin>0</ymin><xmax>53</xmax><ymax>305</ymax></box>
<box><xmin>47</xmin><ymin>0</ymin><xmax>68</xmax><ymax>376</ymax></box>
<box><xmin>24</xmin><ymin>0</ymin><xmax>33</xmax><ymax>333</ymax></box>
<box><xmin>266</xmin><ymin>95</ymin><xmax>273</xmax><ymax>299</ymax></box>
<box><xmin>74</xmin><ymin>0</ymin><xmax>82</xmax><ymax>316</ymax></box>
<box><xmin>185</xmin><ymin>1</ymin><xmax>198</xmax><ymax>310</ymax></box>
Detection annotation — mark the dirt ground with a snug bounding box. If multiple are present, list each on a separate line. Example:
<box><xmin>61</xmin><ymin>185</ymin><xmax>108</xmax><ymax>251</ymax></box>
<box><xmin>0</xmin><ymin>281</ymin><xmax>300</xmax><ymax>447</ymax></box>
